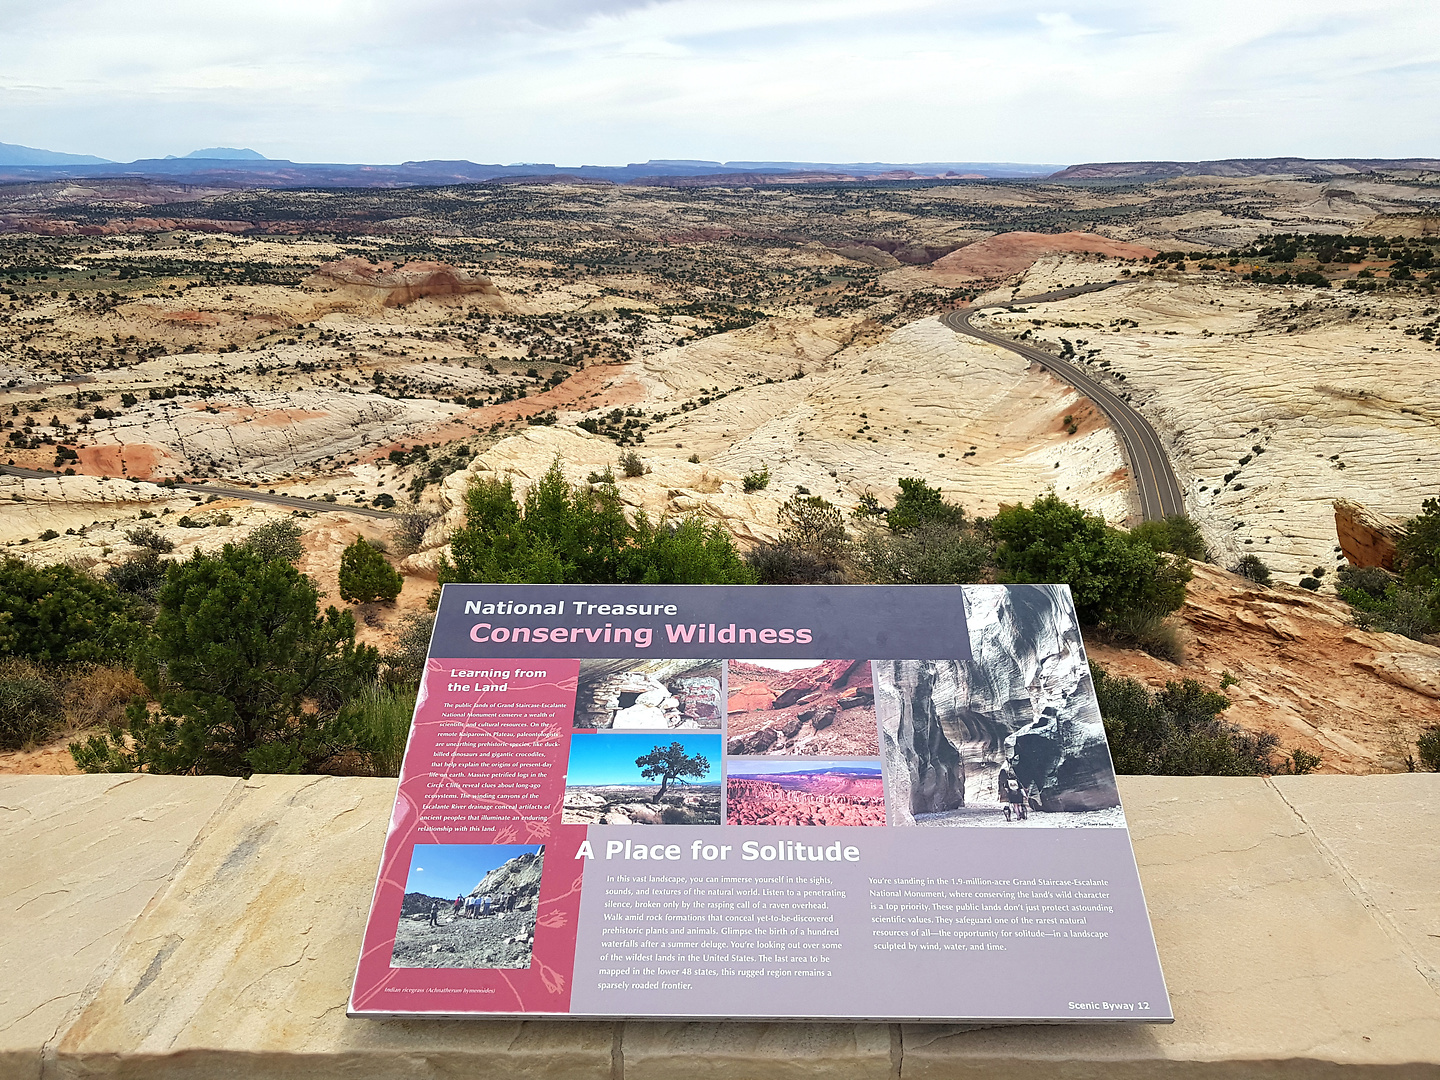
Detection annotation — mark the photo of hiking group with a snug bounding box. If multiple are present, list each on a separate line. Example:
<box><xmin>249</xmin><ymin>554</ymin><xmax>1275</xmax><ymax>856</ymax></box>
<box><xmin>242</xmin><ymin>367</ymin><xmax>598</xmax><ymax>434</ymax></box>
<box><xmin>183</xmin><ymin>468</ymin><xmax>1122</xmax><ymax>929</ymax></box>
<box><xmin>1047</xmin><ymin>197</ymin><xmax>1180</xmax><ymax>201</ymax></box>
<box><xmin>391</xmin><ymin>844</ymin><xmax>545</xmax><ymax>970</ymax></box>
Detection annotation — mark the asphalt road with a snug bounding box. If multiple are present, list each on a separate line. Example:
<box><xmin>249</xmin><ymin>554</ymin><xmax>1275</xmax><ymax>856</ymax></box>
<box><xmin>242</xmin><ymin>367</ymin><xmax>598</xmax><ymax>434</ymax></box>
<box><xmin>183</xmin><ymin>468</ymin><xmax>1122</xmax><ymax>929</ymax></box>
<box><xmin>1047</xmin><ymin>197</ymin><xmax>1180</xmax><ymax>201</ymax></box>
<box><xmin>939</xmin><ymin>281</ymin><xmax>1185</xmax><ymax>522</ymax></box>
<box><xmin>0</xmin><ymin>463</ymin><xmax>396</xmax><ymax>519</ymax></box>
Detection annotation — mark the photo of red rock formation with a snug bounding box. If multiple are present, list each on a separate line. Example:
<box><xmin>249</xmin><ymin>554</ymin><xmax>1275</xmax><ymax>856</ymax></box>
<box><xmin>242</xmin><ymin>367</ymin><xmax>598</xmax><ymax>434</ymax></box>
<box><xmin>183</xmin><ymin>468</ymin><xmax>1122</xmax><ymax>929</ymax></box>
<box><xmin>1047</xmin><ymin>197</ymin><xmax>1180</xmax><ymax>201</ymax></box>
<box><xmin>725</xmin><ymin>659</ymin><xmax>878</xmax><ymax>757</ymax></box>
<box><xmin>726</xmin><ymin>761</ymin><xmax>885</xmax><ymax>826</ymax></box>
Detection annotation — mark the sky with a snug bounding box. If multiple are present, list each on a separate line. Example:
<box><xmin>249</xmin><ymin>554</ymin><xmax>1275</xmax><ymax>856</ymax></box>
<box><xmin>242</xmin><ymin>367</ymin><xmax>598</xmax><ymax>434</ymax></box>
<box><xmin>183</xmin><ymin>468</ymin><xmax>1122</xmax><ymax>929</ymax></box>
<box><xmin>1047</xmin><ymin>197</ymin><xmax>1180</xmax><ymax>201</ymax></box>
<box><xmin>403</xmin><ymin>843</ymin><xmax>541</xmax><ymax>900</ymax></box>
<box><xmin>1</xmin><ymin>0</ymin><xmax>1435</xmax><ymax>166</ymax></box>
<box><xmin>566</xmin><ymin>732</ymin><xmax>720</xmax><ymax>786</ymax></box>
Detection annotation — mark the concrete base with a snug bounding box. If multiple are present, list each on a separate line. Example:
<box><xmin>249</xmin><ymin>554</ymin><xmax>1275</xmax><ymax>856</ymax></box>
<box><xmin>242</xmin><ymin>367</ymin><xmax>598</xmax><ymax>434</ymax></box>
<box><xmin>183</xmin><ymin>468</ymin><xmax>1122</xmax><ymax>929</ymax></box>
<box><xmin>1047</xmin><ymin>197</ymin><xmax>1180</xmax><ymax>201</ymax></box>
<box><xmin>2</xmin><ymin>774</ymin><xmax>1436</xmax><ymax>1078</ymax></box>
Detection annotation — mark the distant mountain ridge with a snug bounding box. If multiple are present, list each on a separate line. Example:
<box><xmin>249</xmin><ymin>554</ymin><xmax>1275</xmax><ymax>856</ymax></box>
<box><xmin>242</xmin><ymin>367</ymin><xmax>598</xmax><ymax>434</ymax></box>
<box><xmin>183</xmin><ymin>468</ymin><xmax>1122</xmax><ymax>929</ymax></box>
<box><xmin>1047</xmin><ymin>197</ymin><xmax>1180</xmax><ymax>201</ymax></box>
<box><xmin>3</xmin><ymin>144</ymin><xmax>1435</xmax><ymax>188</ymax></box>
<box><xmin>0</xmin><ymin>148</ymin><xmax>1059</xmax><ymax>188</ymax></box>
<box><xmin>1051</xmin><ymin>157</ymin><xmax>1440</xmax><ymax>180</ymax></box>
<box><xmin>0</xmin><ymin>141</ymin><xmax>113</xmax><ymax>166</ymax></box>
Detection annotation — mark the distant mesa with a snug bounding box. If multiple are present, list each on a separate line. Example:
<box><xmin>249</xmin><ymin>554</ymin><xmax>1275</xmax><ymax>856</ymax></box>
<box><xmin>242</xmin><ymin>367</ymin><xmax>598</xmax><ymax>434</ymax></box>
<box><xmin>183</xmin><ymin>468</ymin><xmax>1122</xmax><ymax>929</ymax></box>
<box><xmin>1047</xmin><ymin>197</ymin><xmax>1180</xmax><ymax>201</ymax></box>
<box><xmin>305</xmin><ymin>257</ymin><xmax>500</xmax><ymax>307</ymax></box>
<box><xmin>181</xmin><ymin>147</ymin><xmax>267</xmax><ymax>160</ymax></box>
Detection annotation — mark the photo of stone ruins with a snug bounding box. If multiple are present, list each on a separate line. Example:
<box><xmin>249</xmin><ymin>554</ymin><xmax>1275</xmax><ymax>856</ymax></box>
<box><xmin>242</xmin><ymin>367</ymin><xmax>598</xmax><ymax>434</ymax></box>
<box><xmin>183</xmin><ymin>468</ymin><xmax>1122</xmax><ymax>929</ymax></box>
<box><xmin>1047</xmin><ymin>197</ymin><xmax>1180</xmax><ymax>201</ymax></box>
<box><xmin>572</xmin><ymin>658</ymin><xmax>724</xmax><ymax>730</ymax></box>
<box><xmin>3</xmin><ymin>160</ymin><xmax>1440</xmax><ymax>788</ymax></box>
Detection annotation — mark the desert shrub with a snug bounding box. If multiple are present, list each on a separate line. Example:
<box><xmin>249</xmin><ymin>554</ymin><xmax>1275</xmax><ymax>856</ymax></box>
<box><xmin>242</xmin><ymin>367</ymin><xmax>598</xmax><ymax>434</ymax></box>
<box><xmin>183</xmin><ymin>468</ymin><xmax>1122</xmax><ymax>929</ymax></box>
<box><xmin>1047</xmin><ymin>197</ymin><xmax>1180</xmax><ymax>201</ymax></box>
<box><xmin>61</xmin><ymin>664</ymin><xmax>149</xmax><ymax>733</ymax></box>
<box><xmin>0</xmin><ymin>557</ymin><xmax>139</xmax><ymax>664</ymax></box>
<box><xmin>1416</xmin><ymin>725</ymin><xmax>1440</xmax><ymax>772</ymax></box>
<box><xmin>1346</xmin><ymin>585</ymin><xmax>1435</xmax><ymax>640</ymax></box>
<box><xmin>383</xmin><ymin>612</ymin><xmax>435</xmax><ymax>686</ymax></box>
<box><xmin>241</xmin><ymin>518</ymin><xmax>304</xmax><ymax>564</ymax></box>
<box><xmin>339</xmin><ymin>538</ymin><xmax>403</xmax><ymax>604</ymax></box>
<box><xmin>886</xmin><ymin>477</ymin><xmax>966</xmax><ymax>532</ymax></box>
<box><xmin>1282</xmin><ymin>748</ymin><xmax>1323</xmax><ymax>775</ymax></box>
<box><xmin>442</xmin><ymin>459</ymin><xmax>754</xmax><ymax>585</ymax></box>
<box><xmin>332</xmin><ymin>682</ymin><xmax>417</xmax><ymax>777</ymax></box>
<box><xmin>1131</xmin><ymin>514</ymin><xmax>1208</xmax><ymax>561</ymax></box>
<box><xmin>1091</xmin><ymin>662</ymin><xmax>1279</xmax><ymax>775</ymax></box>
<box><xmin>660</xmin><ymin>805</ymin><xmax>697</xmax><ymax>824</ymax></box>
<box><xmin>1232</xmin><ymin>553</ymin><xmax>1272</xmax><ymax>586</ymax></box>
<box><xmin>621</xmin><ymin>515</ymin><xmax>756</xmax><ymax>584</ymax></box>
<box><xmin>1298</xmin><ymin>576</ymin><xmax>1321</xmax><ymax>591</ymax></box>
<box><xmin>0</xmin><ymin>659</ymin><xmax>61</xmax><ymax>750</ymax></box>
<box><xmin>851</xmin><ymin>521</ymin><xmax>993</xmax><ymax>585</ymax></box>
<box><xmin>619</xmin><ymin>451</ymin><xmax>646</xmax><ymax>478</ymax></box>
<box><xmin>747</xmin><ymin>540</ymin><xmax>850</xmax><ymax>584</ymax></box>
<box><xmin>741</xmin><ymin>465</ymin><xmax>770</xmax><ymax>493</ymax></box>
<box><xmin>69</xmin><ymin>545</ymin><xmax>380</xmax><ymax>776</ymax></box>
<box><xmin>125</xmin><ymin>524</ymin><xmax>174</xmax><ymax>553</ymax></box>
<box><xmin>1337</xmin><ymin>499</ymin><xmax>1440</xmax><ymax>640</ymax></box>
<box><xmin>778</xmin><ymin>494</ymin><xmax>848</xmax><ymax>557</ymax></box>
<box><xmin>748</xmin><ymin>494</ymin><xmax>852</xmax><ymax>584</ymax></box>
<box><xmin>1335</xmin><ymin>564</ymin><xmax>1391</xmax><ymax>599</ymax></box>
<box><xmin>104</xmin><ymin>548</ymin><xmax>168</xmax><ymax>600</ymax></box>
<box><xmin>1102</xmin><ymin>606</ymin><xmax>1186</xmax><ymax>663</ymax></box>
<box><xmin>390</xmin><ymin>507</ymin><xmax>439</xmax><ymax>556</ymax></box>
<box><xmin>992</xmin><ymin>495</ymin><xmax>1190</xmax><ymax>624</ymax></box>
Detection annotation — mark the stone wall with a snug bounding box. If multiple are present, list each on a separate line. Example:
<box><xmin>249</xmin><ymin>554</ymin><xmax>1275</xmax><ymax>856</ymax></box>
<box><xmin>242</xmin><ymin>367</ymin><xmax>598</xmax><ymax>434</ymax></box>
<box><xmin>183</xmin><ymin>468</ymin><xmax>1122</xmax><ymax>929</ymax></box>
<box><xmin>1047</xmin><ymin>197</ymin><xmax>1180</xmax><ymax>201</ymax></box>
<box><xmin>2</xmin><ymin>773</ymin><xmax>1437</xmax><ymax>1078</ymax></box>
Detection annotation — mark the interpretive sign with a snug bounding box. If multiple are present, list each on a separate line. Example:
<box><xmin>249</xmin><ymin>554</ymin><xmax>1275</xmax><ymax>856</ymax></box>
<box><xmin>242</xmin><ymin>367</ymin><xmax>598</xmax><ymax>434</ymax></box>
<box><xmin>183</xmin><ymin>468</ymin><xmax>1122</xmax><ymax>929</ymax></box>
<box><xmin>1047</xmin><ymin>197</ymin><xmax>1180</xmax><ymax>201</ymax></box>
<box><xmin>349</xmin><ymin>584</ymin><xmax>1173</xmax><ymax>1022</ymax></box>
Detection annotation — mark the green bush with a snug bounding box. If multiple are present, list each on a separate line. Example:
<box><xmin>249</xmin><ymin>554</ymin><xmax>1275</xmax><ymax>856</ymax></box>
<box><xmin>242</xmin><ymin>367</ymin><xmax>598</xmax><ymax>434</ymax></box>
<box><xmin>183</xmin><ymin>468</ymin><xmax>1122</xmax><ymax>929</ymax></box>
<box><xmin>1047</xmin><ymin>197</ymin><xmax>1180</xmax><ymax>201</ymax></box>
<box><xmin>242</xmin><ymin>518</ymin><xmax>305</xmax><ymax>564</ymax></box>
<box><xmin>0</xmin><ymin>659</ymin><xmax>61</xmax><ymax>750</ymax></box>
<box><xmin>69</xmin><ymin>545</ymin><xmax>380</xmax><ymax>776</ymax></box>
<box><xmin>619</xmin><ymin>451</ymin><xmax>646</xmax><ymax>478</ymax></box>
<box><xmin>851</xmin><ymin>520</ymin><xmax>993</xmax><ymax>585</ymax></box>
<box><xmin>125</xmin><ymin>524</ymin><xmax>174</xmax><ymax>553</ymax></box>
<box><xmin>1091</xmin><ymin>662</ymin><xmax>1279</xmax><ymax>775</ymax></box>
<box><xmin>104</xmin><ymin>548</ymin><xmax>168</xmax><ymax>601</ymax></box>
<box><xmin>886</xmin><ymin>477</ymin><xmax>966</xmax><ymax>532</ymax></box>
<box><xmin>441</xmin><ymin>460</ymin><xmax>754</xmax><ymax>586</ymax></box>
<box><xmin>339</xmin><ymin>538</ymin><xmax>403</xmax><ymax>604</ymax></box>
<box><xmin>741</xmin><ymin>465</ymin><xmax>770</xmax><ymax>493</ymax></box>
<box><xmin>1130</xmin><ymin>514</ymin><xmax>1208</xmax><ymax>560</ymax></box>
<box><xmin>1232</xmin><ymin>554</ymin><xmax>1272</xmax><ymax>586</ymax></box>
<box><xmin>0</xmin><ymin>557</ymin><xmax>139</xmax><ymax>664</ymax></box>
<box><xmin>1416</xmin><ymin>725</ymin><xmax>1440</xmax><ymax>772</ymax></box>
<box><xmin>383</xmin><ymin>612</ymin><xmax>435</xmax><ymax>686</ymax></box>
<box><xmin>333</xmin><ymin>682</ymin><xmax>417</xmax><ymax>777</ymax></box>
<box><xmin>991</xmin><ymin>495</ymin><xmax>1190</xmax><ymax>624</ymax></box>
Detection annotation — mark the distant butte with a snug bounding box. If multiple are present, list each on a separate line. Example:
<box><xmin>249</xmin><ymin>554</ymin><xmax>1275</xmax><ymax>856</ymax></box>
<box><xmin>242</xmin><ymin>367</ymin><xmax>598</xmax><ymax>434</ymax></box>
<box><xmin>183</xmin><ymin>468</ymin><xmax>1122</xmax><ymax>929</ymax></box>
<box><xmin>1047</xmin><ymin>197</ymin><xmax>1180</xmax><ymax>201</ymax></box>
<box><xmin>305</xmin><ymin>258</ymin><xmax>499</xmax><ymax>307</ymax></box>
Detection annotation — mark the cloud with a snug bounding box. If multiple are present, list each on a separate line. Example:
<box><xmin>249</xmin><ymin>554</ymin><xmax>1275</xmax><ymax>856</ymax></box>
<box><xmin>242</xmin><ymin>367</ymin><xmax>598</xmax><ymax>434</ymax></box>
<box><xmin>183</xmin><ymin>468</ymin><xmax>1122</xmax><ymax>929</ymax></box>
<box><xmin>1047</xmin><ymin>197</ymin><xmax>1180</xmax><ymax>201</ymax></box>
<box><xmin>1</xmin><ymin>0</ymin><xmax>1435</xmax><ymax>163</ymax></box>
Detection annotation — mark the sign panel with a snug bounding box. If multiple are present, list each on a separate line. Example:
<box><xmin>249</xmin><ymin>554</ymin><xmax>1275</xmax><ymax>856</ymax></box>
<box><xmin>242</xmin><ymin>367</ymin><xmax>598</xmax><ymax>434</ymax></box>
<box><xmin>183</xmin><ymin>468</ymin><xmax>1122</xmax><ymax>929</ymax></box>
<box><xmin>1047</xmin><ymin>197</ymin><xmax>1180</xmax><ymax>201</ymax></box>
<box><xmin>349</xmin><ymin>584</ymin><xmax>1172</xmax><ymax>1022</ymax></box>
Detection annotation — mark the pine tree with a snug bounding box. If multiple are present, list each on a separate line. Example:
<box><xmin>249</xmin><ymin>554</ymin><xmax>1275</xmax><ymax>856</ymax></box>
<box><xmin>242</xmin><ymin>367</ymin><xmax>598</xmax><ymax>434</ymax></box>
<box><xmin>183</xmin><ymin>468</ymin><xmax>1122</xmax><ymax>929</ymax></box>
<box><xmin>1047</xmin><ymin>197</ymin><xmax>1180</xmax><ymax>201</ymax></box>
<box><xmin>339</xmin><ymin>538</ymin><xmax>403</xmax><ymax>604</ymax></box>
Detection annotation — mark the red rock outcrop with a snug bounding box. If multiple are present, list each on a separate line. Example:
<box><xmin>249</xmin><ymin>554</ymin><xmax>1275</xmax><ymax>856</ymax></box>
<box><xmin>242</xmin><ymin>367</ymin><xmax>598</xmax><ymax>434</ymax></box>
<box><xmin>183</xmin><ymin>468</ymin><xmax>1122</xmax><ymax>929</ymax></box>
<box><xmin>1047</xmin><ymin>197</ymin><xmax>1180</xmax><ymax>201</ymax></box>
<box><xmin>928</xmin><ymin>231</ymin><xmax>1157</xmax><ymax>281</ymax></box>
<box><xmin>305</xmin><ymin>258</ymin><xmax>499</xmax><ymax>307</ymax></box>
<box><xmin>1334</xmin><ymin>498</ymin><xmax>1404</xmax><ymax>570</ymax></box>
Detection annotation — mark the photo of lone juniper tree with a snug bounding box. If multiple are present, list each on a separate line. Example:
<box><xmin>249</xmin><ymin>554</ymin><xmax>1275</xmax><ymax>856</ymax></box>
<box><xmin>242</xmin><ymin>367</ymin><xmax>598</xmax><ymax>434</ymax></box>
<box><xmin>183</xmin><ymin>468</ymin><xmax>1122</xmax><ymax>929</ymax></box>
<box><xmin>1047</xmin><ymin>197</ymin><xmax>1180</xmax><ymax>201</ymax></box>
<box><xmin>562</xmin><ymin>733</ymin><xmax>721</xmax><ymax>825</ymax></box>
<box><xmin>635</xmin><ymin>740</ymin><xmax>711</xmax><ymax>799</ymax></box>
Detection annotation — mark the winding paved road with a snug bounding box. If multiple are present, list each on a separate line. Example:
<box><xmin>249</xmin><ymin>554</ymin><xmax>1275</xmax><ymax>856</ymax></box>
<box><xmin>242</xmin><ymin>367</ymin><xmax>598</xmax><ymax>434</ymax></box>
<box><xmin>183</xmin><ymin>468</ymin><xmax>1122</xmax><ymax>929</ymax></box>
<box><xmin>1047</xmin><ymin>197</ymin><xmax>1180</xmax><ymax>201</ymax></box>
<box><xmin>0</xmin><ymin>464</ymin><xmax>396</xmax><ymax>519</ymax></box>
<box><xmin>940</xmin><ymin>282</ymin><xmax>1185</xmax><ymax>522</ymax></box>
